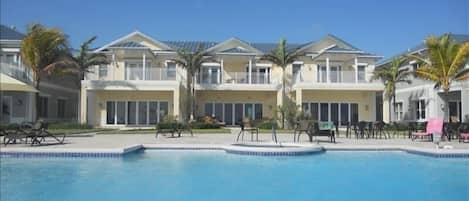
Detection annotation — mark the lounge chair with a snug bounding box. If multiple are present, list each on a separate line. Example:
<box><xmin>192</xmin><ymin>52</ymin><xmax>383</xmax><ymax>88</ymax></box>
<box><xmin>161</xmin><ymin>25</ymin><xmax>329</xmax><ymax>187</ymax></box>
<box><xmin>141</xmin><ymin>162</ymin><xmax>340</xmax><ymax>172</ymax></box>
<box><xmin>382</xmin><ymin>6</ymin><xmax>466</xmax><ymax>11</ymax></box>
<box><xmin>2</xmin><ymin>124</ymin><xmax>29</xmax><ymax>146</ymax></box>
<box><xmin>411</xmin><ymin>118</ymin><xmax>443</xmax><ymax>141</ymax></box>
<box><xmin>155</xmin><ymin>122</ymin><xmax>178</xmax><ymax>138</ymax></box>
<box><xmin>25</xmin><ymin>121</ymin><xmax>66</xmax><ymax>145</ymax></box>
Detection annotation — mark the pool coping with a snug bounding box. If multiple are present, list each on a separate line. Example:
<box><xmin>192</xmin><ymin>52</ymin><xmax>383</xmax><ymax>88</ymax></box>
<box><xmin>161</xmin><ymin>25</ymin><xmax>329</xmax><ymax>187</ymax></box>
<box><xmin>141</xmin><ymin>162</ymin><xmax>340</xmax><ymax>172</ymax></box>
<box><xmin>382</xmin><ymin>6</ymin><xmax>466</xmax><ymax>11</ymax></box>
<box><xmin>1</xmin><ymin>144</ymin><xmax>468</xmax><ymax>158</ymax></box>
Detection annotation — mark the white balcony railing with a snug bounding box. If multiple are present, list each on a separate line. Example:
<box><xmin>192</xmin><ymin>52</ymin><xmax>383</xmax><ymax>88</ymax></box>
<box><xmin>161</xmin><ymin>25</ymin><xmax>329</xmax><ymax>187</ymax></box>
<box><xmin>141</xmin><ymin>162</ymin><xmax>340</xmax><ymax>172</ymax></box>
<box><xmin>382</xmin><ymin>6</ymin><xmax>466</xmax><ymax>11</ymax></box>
<box><xmin>294</xmin><ymin>70</ymin><xmax>377</xmax><ymax>84</ymax></box>
<box><xmin>197</xmin><ymin>72</ymin><xmax>273</xmax><ymax>84</ymax></box>
<box><xmin>0</xmin><ymin>62</ymin><xmax>33</xmax><ymax>84</ymax></box>
<box><xmin>125</xmin><ymin>67</ymin><xmax>176</xmax><ymax>81</ymax></box>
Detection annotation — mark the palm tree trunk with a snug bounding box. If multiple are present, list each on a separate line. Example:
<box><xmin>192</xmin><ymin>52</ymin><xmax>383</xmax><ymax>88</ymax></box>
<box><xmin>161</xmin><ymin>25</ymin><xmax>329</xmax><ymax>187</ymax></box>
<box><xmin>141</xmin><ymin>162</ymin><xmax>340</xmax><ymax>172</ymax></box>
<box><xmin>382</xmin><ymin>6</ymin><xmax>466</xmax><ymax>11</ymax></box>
<box><xmin>191</xmin><ymin>75</ymin><xmax>196</xmax><ymax>121</ymax></box>
<box><xmin>444</xmin><ymin>91</ymin><xmax>449</xmax><ymax>122</ymax></box>
<box><xmin>186</xmin><ymin>72</ymin><xmax>193</xmax><ymax>121</ymax></box>
<box><xmin>34</xmin><ymin>76</ymin><xmax>41</xmax><ymax>121</ymax></box>
<box><xmin>392</xmin><ymin>88</ymin><xmax>397</xmax><ymax>122</ymax></box>
<box><xmin>281</xmin><ymin>67</ymin><xmax>286</xmax><ymax>129</ymax></box>
<box><xmin>388</xmin><ymin>97</ymin><xmax>392</xmax><ymax>122</ymax></box>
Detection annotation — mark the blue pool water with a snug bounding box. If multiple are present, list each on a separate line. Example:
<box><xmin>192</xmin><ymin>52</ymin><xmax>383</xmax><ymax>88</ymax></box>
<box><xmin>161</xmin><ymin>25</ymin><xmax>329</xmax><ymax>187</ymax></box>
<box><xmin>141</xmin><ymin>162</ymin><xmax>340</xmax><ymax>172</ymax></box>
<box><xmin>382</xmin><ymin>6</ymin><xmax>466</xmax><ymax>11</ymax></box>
<box><xmin>1</xmin><ymin>151</ymin><xmax>468</xmax><ymax>201</ymax></box>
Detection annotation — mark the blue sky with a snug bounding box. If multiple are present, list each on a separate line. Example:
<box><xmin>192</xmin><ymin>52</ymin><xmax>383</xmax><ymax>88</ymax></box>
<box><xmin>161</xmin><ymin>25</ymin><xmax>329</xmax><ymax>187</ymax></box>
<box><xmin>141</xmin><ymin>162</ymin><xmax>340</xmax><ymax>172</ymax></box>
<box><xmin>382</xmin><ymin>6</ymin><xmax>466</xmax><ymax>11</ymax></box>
<box><xmin>1</xmin><ymin>0</ymin><xmax>467</xmax><ymax>58</ymax></box>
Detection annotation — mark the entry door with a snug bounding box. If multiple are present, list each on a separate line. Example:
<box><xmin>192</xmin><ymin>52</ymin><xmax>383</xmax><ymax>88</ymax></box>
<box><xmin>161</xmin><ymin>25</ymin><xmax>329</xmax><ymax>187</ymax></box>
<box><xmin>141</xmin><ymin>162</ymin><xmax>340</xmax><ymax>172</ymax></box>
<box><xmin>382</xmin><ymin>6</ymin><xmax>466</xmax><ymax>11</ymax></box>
<box><xmin>449</xmin><ymin>101</ymin><xmax>461</xmax><ymax>122</ymax></box>
<box><xmin>1</xmin><ymin>96</ymin><xmax>12</xmax><ymax>123</ymax></box>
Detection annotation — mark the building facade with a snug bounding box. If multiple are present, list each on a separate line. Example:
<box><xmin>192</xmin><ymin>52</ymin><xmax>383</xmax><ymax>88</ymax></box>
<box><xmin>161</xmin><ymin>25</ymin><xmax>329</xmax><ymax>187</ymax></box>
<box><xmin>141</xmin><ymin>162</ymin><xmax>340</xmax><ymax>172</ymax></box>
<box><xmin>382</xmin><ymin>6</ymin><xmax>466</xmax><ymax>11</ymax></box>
<box><xmin>376</xmin><ymin>34</ymin><xmax>469</xmax><ymax>123</ymax></box>
<box><xmin>0</xmin><ymin>25</ymin><xmax>79</xmax><ymax>123</ymax></box>
<box><xmin>81</xmin><ymin>31</ymin><xmax>383</xmax><ymax>127</ymax></box>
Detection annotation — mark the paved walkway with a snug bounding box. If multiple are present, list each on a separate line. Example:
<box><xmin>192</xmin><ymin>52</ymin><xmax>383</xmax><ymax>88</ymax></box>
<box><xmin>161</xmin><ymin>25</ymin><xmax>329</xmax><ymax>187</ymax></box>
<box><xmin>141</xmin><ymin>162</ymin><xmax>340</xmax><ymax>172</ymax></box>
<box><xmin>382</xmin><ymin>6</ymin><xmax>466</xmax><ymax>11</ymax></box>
<box><xmin>1</xmin><ymin>133</ymin><xmax>468</xmax><ymax>150</ymax></box>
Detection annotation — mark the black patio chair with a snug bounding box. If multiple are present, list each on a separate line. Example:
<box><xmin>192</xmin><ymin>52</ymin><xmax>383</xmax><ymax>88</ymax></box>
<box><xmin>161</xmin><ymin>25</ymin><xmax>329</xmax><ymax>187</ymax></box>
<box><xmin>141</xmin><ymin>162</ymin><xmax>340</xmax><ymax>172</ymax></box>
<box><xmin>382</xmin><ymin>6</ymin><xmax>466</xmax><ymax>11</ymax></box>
<box><xmin>236</xmin><ymin>119</ymin><xmax>259</xmax><ymax>142</ymax></box>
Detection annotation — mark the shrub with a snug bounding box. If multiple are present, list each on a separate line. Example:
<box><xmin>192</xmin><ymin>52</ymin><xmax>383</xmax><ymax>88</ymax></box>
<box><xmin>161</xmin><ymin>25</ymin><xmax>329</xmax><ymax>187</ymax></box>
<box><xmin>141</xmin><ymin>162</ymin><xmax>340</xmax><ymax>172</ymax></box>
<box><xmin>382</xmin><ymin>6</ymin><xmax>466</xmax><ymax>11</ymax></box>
<box><xmin>190</xmin><ymin>122</ymin><xmax>220</xmax><ymax>129</ymax></box>
<box><xmin>256</xmin><ymin>121</ymin><xmax>278</xmax><ymax>129</ymax></box>
<box><xmin>156</xmin><ymin>122</ymin><xmax>180</xmax><ymax>130</ymax></box>
<box><xmin>48</xmin><ymin>122</ymin><xmax>92</xmax><ymax>129</ymax></box>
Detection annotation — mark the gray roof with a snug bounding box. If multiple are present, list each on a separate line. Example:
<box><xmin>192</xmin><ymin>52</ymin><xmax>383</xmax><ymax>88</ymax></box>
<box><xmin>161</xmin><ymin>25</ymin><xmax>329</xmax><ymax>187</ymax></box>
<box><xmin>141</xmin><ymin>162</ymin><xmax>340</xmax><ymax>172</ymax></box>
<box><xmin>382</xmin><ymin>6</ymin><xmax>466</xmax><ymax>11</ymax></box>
<box><xmin>377</xmin><ymin>34</ymin><xmax>469</xmax><ymax>66</ymax></box>
<box><xmin>110</xmin><ymin>41</ymin><xmax>147</xmax><ymax>48</ymax></box>
<box><xmin>327</xmin><ymin>46</ymin><xmax>360</xmax><ymax>51</ymax></box>
<box><xmin>0</xmin><ymin>25</ymin><xmax>24</xmax><ymax>40</ymax></box>
<box><xmin>163</xmin><ymin>41</ymin><xmax>218</xmax><ymax>52</ymax></box>
<box><xmin>220</xmin><ymin>47</ymin><xmax>255</xmax><ymax>54</ymax></box>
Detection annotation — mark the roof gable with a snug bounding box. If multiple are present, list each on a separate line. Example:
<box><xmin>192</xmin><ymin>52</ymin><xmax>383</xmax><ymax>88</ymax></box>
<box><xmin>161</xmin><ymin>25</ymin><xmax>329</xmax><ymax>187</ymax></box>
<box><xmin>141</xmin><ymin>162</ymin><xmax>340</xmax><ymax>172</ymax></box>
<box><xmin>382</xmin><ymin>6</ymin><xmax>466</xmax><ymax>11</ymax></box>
<box><xmin>297</xmin><ymin>34</ymin><xmax>361</xmax><ymax>53</ymax></box>
<box><xmin>95</xmin><ymin>31</ymin><xmax>172</xmax><ymax>52</ymax></box>
<box><xmin>205</xmin><ymin>37</ymin><xmax>263</xmax><ymax>55</ymax></box>
<box><xmin>0</xmin><ymin>25</ymin><xmax>24</xmax><ymax>40</ymax></box>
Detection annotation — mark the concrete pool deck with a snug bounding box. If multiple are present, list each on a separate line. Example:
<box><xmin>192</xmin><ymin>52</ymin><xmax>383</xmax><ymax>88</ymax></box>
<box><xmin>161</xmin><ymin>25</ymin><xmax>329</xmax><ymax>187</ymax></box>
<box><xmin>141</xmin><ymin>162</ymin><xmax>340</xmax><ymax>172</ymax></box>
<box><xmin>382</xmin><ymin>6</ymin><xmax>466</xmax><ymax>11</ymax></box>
<box><xmin>1</xmin><ymin>133</ymin><xmax>469</xmax><ymax>157</ymax></box>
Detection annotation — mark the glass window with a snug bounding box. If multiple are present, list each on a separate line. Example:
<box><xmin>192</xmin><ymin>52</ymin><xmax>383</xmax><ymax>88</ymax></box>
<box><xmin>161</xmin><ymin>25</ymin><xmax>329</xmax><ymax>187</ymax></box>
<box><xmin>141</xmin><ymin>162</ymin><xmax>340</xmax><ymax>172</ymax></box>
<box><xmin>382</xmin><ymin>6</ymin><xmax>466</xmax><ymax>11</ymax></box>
<box><xmin>357</xmin><ymin>65</ymin><xmax>366</xmax><ymax>82</ymax></box>
<box><xmin>38</xmin><ymin>96</ymin><xmax>48</xmax><ymax>118</ymax></box>
<box><xmin>149</xmin><ymin>102</ymin><xmax>158</xmax><ymax>124</ymax></box>
<box><xmin>98</xmin><ymin>65</ymin><xmax>107</xmax><ymax>79</ymax></box>
<box><xmin>166</xmin><ymin>62</ymin><xmax>176</xmax><ymax>79</ymax></box>
<box><xmin>340</xmin><ymin>103</ymin><xmax>349</xmax><ymax>125</ymax></box>
<box><xmin>317</xmin><ymin>66</ymin><xmax>327</xmax><ymax>83</ymax></box>
<box><xmin>254</xmin><ymin>104</ymin><xmax>262</xmax><ymax>120</ymax></box>
<box><xmin>330</xmin><ymin>66</ymin><xmax>338</xmax><ymax>83</ymax></box>
<box><xmin>415</xmin><ymin>100</ymin><xmax>426</xmax><ymax>120</ymax></box>
<box><xmin>127</xmin><ymin>101</ymin><xmax>137</xmax><ymax>125</ymax></box>
<box><xmin>214</xmin><ymin>103</ymin><xmax>223</xmax><ymax>121</ymax></box>
<box><xmin>106</xmin><ymin>101</ymin><xmax>115</xmax><ymax>124</ymax></box>
<box><xmin>116</xmin><ymin>101</ymin><xmax>126</xmax><ymax>124</ymax></box>
<box><xmin>244</xmin><ymin>103</ymin><xmax>254</xmax><ymax>120</ymax></box>
<box><xmin>224</xmin><ymin>103</ymin><xmax>233</xmax><ymax>125</ymax></box>
<box><xmin>394</xmin><ymin>102</ymin><xmax>403</xmax><ymax>121</ymax></box>
<box><xmin>138</xmin><ymin>101</ymin><xmax>147</xmax><ymax>125</ymax></box>
<box><xmin>351</xmin><ymin>103</ymin><xmax>359</xmax><ymax>123</ymax></box>
<box><xmin>331</xmin><ymin>103</ymin><xmax>338</xmax><ymax>123</ymax></box>
<box><xmin>57</xmin><ymin>99</ymin><xmax>66</xmax><ymax>118</ymax></box>
<box><xmin>159</xmin><ymin>102</ymin><xmax>169</xmax><ymax>121</ymax></box>
<box><xmin>320</xmin><ymin>103</ymin><xmax>329</xmax><ymax>121</ymax></box>
<box><xmin>204</xmin><ymin>103</ymin><xmax>213</xmax><ymax>117</ymax></box>
<box><xmin>234</xmin><ymin>103</ymin><xmax>243</xmax><ymax>125</ymax></box>
<box><xmin>310</xmin><ymin>103</ymin><xmax>319</xmax><ymax>121</ymax></box>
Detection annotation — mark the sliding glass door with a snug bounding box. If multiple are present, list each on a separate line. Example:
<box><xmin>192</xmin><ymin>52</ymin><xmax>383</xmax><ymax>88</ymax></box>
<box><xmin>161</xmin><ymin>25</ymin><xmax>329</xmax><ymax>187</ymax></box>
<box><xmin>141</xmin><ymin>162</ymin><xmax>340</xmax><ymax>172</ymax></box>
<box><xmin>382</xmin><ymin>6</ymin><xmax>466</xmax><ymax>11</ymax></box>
<box><xmin>106</xmin><ymin>101</ymin><xmax>168</xmax><ymax>126</ymax></box>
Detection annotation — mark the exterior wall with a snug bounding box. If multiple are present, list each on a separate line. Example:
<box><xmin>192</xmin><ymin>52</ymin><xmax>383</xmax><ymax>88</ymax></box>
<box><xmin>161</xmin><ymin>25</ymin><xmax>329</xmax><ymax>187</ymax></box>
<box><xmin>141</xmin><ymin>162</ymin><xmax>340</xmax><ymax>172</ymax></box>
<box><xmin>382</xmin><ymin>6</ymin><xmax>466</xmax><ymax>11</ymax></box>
<box><xmin>196</xmin><ymin>91</ymin><xmax>277</xmax><ymax>119</ymax></box>
<box><xmin>89</xmin><ymin>90</ymin><xmax>174</xmax><ymax>127</ymax></box>
<box><xmin>38</xmin><ymin>83</ymin><xmax>79</xmax><ymax>121</ymax></box>
<box><xmin>0</xmin><ymin>91</ymin><xmax>33</xmax><ymax>123</ymax></box>
<box><xmin>302</xmin><ymin>90</ymin><xmax>376</xmax><ymax>121</ymax></box>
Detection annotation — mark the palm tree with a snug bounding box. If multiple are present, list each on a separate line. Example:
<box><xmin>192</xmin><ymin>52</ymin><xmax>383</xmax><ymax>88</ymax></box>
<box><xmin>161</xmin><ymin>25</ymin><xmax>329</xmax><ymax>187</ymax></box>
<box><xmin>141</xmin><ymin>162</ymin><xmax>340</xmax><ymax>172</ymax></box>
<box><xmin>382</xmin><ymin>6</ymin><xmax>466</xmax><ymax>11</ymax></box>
<box><xmin>261</xmin><ymin>38</ymin><xmax>302</xmax><ymax>128</ymax></box>
<box><xmin>43</xmin><ymin>36</ymin><xmax>110</xmax><ymax>123</ymax></box>
<box><xmin>171</xmin><ymin>46</ymin><xmax>215</xmax><ymax>121</ymax></box>
<box><xmin>44</xmin><ymin>36</ymin><xmax>109</xmax><ymax>87</ymax></box>
<box><xmin>20</xmin><ymin>23</ymin><xmax>70</xmax><ymax>119</ymax></box>
<box><xmin>407</xmin><ymin>34</ymin><xmax>469</xmax><ymax>120</ymax></box>
<box><xmin>372</xmin><ymin>57</ymin><xmax>411</xmax><ymax>122</ymax></box>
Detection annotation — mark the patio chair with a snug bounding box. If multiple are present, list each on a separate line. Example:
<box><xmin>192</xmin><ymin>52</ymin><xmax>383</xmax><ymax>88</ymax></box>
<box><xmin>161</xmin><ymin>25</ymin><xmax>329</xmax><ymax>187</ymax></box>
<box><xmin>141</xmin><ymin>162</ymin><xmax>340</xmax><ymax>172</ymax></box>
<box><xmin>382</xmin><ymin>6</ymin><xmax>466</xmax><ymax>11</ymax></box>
<box><xmin>443</xmin><ymin>122</ymin><xmax>460</xmax><ymax>141</ymax></box>
<box><xmin>411</xmin><ymin>118</ymin><xmax>444</xmax><ymax>141</ymax></box>
<box><xmin>25</xmin><ymin>121</ymin><xmax>66</xmax><ymax>145</ymax></box>
<box><xmin>458</xmin><ymin>123</ymin><xmax>469</xmax><ymax>143</ymax></box>
<box><xmin>357</xmin><ymin>121</ymin><xmax>368</xmax><ymax>139</ymax></box>
<box><xmin>155</xmin><ymin>122</ymin><xmax>178</xmax><ymax>138</ymax></box>
<box><xmin>177</xmin><ymin>122</ymin><xmax>194</xmax><ymax>137</ymax></box>
<box><xmin>374</xmin><ymin>121</ymin><xmax>388</xmax><ymax>139</ymax></box>
<box><xmin>294</xmin><ymin>120</ymin><xmax>311</xmax><ymax>142</ymax></box>
<box><xmin>236</xmin><ymin>119</ymin><xmax>259</xmax><ymax>142</ymax></box>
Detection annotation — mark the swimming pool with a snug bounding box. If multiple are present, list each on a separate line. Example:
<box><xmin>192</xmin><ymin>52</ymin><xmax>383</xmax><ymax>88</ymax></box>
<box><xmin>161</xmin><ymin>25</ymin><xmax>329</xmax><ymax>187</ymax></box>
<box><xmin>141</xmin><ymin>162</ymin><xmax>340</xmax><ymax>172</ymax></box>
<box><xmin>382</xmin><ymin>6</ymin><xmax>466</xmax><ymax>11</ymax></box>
<box><xmin>1</xmin><ymin>150</ymin><xmax>468</xmax><ymax>201</ymax></box>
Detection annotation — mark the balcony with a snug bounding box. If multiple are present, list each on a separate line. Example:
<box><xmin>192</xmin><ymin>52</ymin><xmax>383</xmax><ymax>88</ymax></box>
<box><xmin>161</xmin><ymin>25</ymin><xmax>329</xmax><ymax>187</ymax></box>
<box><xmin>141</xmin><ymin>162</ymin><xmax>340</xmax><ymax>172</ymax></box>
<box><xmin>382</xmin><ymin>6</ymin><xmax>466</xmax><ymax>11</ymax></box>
<box><xmin>195</xmin><ymin>71</ymin><xmax>279</xmax><ymax>91</ymax></box>
<box><xmin>293</xmin><ymin>70</ymin><xmax>383</xmax><ymax>91</ymax></box>
<box><xmin>0</xmin><ymin>62</ymin><xmax>33</xmax><ymax>84</ymax></box>
<box><xmin>125</xmin><ymin>67</ymin><xmax>176</xmax><ymax>81</ymax></box>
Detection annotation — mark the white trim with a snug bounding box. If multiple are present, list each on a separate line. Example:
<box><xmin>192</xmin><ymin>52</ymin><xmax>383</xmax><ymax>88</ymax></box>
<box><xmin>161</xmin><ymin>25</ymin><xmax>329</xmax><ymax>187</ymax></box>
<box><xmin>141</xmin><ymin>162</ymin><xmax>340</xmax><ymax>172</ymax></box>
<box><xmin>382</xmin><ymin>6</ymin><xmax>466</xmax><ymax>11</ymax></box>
<box><xmin>202</xmin><ymin>62</ymin><xmax>221</xmax><ymax>66</ymax></box>
<box><xmin>204</xmin><ymin>37</ymin><xmax>263</xmax><ymax>54</ymax></box>
<box><xmin>254</xmin><ymin>63</ymin><xmax>272</xmax><ymax>67</ymax></box>
<box><xmin>94</xmin><ymin>31</ymin><xmax>172</xmax><ymax>53</ymax></box>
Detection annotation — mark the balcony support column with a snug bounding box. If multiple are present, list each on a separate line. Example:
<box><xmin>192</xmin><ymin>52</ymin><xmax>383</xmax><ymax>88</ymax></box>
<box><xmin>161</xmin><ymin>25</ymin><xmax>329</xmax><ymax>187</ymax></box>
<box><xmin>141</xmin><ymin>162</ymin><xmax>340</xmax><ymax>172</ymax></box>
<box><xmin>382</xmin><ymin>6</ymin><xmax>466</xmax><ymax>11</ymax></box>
<box><xmin>354</xmin><ymin>57</ymin><xmax>358</xmax><ymax>84</ymax></box>
<box><xmin>80</xmin><ymin>85</ymin><xmax>87</xmax><ymax>124</ymax></box>
<box><xmin>248</xmin><ymin>58</ymin><xmax>252</xmax><ymax>84</ymax></box>
<box><xmin>326</xmin><ymin>57</ymin><xmax>330</xmax><ymax>83</ymax></box>
<box><xmin>220</xmin><ymin>58</ymin><xmax>224</xmax><ymax>84</ymax></box>
<box><xmin>142</xmin><ymin>53</ymin><xmax>146</xmax><ymax>80</ymax></box>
